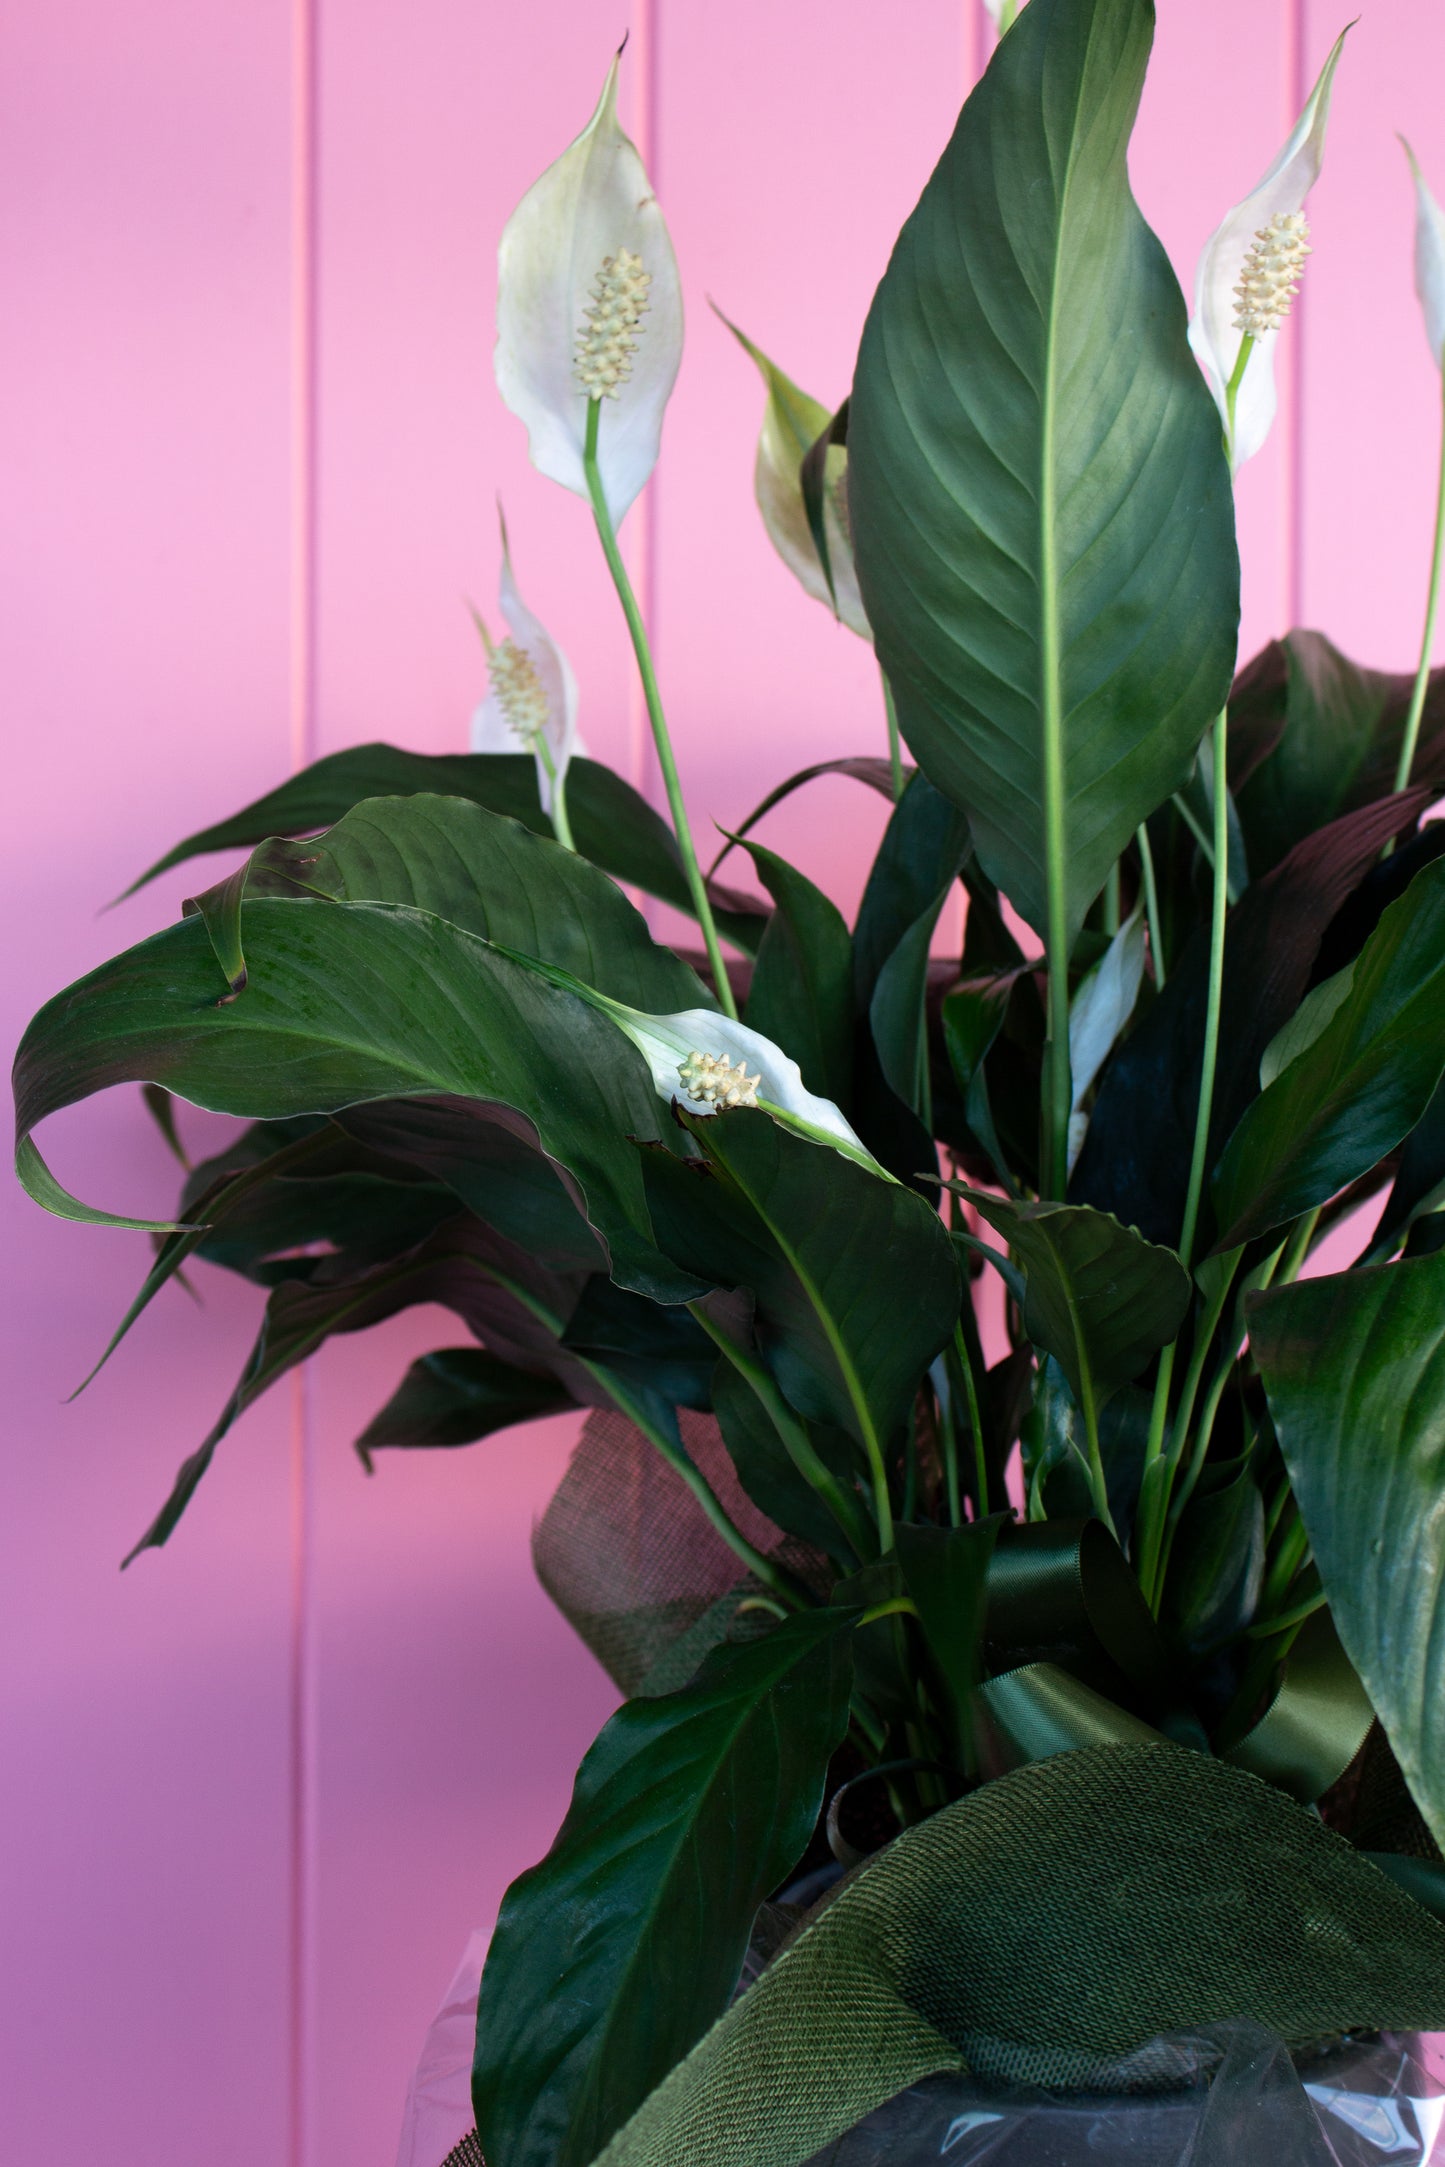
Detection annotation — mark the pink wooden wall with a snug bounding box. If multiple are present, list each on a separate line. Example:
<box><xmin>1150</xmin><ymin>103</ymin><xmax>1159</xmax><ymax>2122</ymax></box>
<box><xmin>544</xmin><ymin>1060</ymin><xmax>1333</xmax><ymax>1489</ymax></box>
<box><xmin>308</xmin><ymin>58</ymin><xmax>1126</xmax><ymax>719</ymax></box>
<box><xmin>3</xmin><ymin>3</ymin><xmax>1441</xmax><ymax>2162</ymax></box>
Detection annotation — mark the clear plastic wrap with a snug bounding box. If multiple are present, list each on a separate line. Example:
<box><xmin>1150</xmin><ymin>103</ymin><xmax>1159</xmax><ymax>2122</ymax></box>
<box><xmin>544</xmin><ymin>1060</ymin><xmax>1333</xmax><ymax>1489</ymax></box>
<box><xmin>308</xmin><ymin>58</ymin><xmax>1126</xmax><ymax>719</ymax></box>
<box><xmin>800</xmin><ymin>2026</ymin><xmax>1445</xmax><ymax>2167</ymax></box>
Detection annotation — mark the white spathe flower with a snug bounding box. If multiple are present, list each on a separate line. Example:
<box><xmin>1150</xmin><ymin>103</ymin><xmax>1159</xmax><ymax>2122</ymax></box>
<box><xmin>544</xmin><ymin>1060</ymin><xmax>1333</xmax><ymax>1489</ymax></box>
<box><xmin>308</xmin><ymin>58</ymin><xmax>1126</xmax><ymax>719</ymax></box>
<box><xmin>1187</xmin><ymin>28</ymin><xmax>1349</xmax><ymax>472</ymax></box>
<box><xmin>469</xmin><ymin>511</ymin><xmax>581</xmax><ymax>819</ymax></box>
<box><xmin>607</xmin><ymin>1001</ymin><xmax>888</xmax><ymax>1177</ymax></box>
<box><xmin>1403</xmin><ymin>139</ymin><xmax>1445</xmax><ymax>371</ymax></box>
<box><xmin>715</xmin><ymin>307</ymin><xmax>871</xmax><ymax>641</ymax></box>
<box><xmin>494</xmin><ymin>50</ymin><xmax>683</xmax><ymax>527</ymax></box>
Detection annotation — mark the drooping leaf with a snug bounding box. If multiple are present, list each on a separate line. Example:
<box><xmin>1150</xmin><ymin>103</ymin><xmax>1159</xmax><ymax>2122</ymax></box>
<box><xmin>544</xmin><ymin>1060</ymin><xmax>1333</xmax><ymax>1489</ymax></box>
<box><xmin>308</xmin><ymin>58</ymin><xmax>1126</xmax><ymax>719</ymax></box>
<box><xmin>355</xmin><ymin>1346</ymin><xmax>576</xmax><ymax>1463</ymax></box>
<box><xmin>868</xmin><ymin>886</ymin><xmax>952</xmax><ymax>1120</ymax></box>
<box><xmin>642</xmin><ymin>1109</ymin><xmax>960</xmax><ymax>1467</ymax></box>
<box><xmin>124</xmin><ymin>1212</ymin><xmax>596</xmax><ymax>1560</ymax></box>
<box><xmin>13</xmin><ymin>900</ymin><xmax>702</xmax><ymax>1300</ymax></box>
<box><xmin>1212</xmin><ymin>853</ymin><xmax>1445</xmax><ymax>1249</ymax></box>
<box><xmin>848</xmin><ymin>0</ymin><xmax>1238</xmax><ymax>947</ymax></box>
<box><xmin>1366</xmin><ymin>1073</ymin><xmax>1445</xmax><ymax>1263</ymax></box>
<box><xmin>969</xmin><ymin>1196</ymin><xmax>1190</xmax><ymax>1407</ymax></box>
<box><xmin>707</xmin><ymin>758</ymin><xmax>900</xmax><ymax>883</ymax></box>
<box><xmin>941</xmin><ymin>974</ymin><xmax>1017</xmax><ymax>1192</ymax></box>
<box><xmin>471</xmin><ymin>1610</ymin><xmax>855</xmax><ymax>2167</ymax></box>
<box><xmin>560</xmin><ymin>1276</ymin><xmax>715</xmax><ymax>1410</ymax></box>
<box><xmin>738</xmin><ymin>837</ymin><xmax>854</xmax><ymax>1102</ymax></box>
<box><xmin>1162</xmin><ymin>1462</ymin><xmax>1265</xmax><ymax>1654</ymax></box>
<box><xmin>710</xmin><ymin>1357</ymin><xmax>860</xmax><ymax>1570</ymax></box>
<box><xmin>852</xmin><ymin>771</ymin><xmax>969</xmax><ymax>1006</ymax></box>
<box><xmin>1229</xmin><ymin>632</ymin><xmax>1445</xmax><ymax>878</ymax></box>
<box><xmin>122</xmin><ymin>745</ymin><xmax>769</xmax><ymax>952</ymax></box>
<box><xmin>1251</xmin><ymin>1252</ymin><xmax>1445</xmax><ymax>1850</ymax></box>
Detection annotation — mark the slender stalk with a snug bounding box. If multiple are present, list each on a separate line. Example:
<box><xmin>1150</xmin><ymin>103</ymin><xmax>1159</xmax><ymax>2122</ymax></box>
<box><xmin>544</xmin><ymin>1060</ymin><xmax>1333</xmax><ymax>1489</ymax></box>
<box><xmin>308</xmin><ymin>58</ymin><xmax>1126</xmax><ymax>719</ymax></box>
<box><xmin>1136</xmin><ymin>822</ymin><xmax>1166</xmax><ymax>987</ymax></box>
<box><xmin>581</xmin><ymin>397</ymin><xmax>738</xmax><ymax>1018</ymax></box>
<box><xmin>1038</xmin><ymin>284</ymin><xmax>1072</xmax><ymax>1202</ymax></box>
<box><xmin>1245</xmin><ymin>1585</ymin><xmax>1326</xmax><ymax>1641</ymax></box>
<box><xmin>1136</xmin><ymin>708</ymin><xmax>1233</xmax><ymax>1601</ymax></box>
<box><xmin>687</xmin><ymin>1301</ymin><xmax>874</xmax><ymax>1558</ymax></box>
<box><xmin>533</xmin><ymin>734</ymin><xmax>575</xmax><ymax>852</ymax></box>
<box><xmin>880</xmin><ymin>668</ymin><xmax>905</xmax><ymax>802</ymax></box>
<box><xmin>1224</xmin><ymin>332</ymin><xmax>1255</xmax><ymax>446</ymax></box>
<box><xmin>1395</xmin><ymin>369</ymin><xmax>1445</xmax><ymax>797</ymax></box>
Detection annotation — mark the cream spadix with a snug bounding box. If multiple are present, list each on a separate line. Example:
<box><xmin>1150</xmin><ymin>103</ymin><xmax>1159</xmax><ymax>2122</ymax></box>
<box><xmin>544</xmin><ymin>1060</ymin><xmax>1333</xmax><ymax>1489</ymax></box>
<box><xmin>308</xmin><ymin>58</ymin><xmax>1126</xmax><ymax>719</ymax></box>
<box><xmin>470</xmin><ymin>513</ymin><xmax>581</xmax><ymax>837</ymax></box>
<box><xmin>1188</xmin><ymin>28</ymin><xmax>1349</xmax><ymax>471</ymax></box>
<box><xmin>495</xmin><ymin>52</ymin><xmax>682</xmax><ymax>526</ymax></box>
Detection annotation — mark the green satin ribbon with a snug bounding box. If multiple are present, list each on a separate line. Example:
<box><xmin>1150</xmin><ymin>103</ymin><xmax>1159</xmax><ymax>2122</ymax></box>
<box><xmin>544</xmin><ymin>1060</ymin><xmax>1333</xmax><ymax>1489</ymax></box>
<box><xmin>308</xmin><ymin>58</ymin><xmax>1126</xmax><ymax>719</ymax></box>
<box><xmin>976</xmin><ymin>1521</ymin><xmax>1372</xmax><ymax>1809</ymax></box>
<box><xmin>1220</xmin><ymin>1609</ymin><xmax>1375</xmax><ymax>1805</ymax></box>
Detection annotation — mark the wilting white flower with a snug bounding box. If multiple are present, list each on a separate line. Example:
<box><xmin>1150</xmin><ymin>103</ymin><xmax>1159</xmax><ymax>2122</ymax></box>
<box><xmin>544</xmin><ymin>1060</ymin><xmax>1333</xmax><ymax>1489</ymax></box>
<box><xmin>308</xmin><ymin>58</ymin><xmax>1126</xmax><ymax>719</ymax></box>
<box><xmin>1403</xmin><ymin>139</ymin><xmax>1445</xmax><ymax>370</ymax></box>
<box><xmin>1188</xmin><ymin>28</ymin><xmax>1349</xmax><ymax>471</ymax></box>
<box><xmin>495</xmin><ymin>50</ymin><xmax>683</xmax><ymax>526</ymax></box>
<box><xmin>715</xmin><ymin>307</ymin><xmax>871</xmax><ymax>640</ymax></box>
<box><xmin>1066</xmin><ymin>908</ymin><xmax>1146</xmax><ymax>1175</ymax></box>
<box><xmin>470</xmin><ymin>512</ymin><xmax>581</xmax><ymax>825</ymax></box>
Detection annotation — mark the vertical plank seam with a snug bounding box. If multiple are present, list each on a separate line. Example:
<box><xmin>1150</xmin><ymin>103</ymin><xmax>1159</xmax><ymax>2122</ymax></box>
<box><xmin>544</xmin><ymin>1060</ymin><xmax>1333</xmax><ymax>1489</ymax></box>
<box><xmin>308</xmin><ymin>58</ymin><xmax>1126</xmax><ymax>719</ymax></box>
<box><xmin>1286</xmin><ymin>0</ymin><xmax>1308</xmax><ymax>630</ymax></box>
<box><xmin>288</xmin><ymin>0</ymin><xmax>320</xmax><ymax>2160</ymax></box>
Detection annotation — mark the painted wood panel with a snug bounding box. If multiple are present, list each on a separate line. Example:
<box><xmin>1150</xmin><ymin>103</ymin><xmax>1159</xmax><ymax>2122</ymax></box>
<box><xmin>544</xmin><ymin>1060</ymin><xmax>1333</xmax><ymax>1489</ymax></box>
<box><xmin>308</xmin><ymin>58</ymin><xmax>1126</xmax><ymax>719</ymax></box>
<box><xmin>6</xmin><ymin>4</ymin><xmax>1443</xmax><ymax>2164</ymax></box>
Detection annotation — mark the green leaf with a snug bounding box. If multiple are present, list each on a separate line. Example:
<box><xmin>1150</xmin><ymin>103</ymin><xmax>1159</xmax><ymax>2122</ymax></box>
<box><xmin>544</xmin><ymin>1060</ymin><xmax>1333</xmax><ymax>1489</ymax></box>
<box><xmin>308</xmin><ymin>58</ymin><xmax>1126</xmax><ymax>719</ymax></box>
<box><xmin>848</xmin><ymin>0</ymin><xmax>1237</xmax><ymax>949</ymax></box>
<box><xmin>471</xmin><ymin>1609</ymin><xmax>855</xmax><ymax>2167</ymax></box>
<box><xmin>13</xmin><ymin>900</ymin><xmax>701</xmax><ymax>1300</ymax></box>
<box><xmin>867</xmin><ymin>888</ymin><xmax>950</xmax><ymax>1123</ymax></box>
<box><xmin>1212</xmin><ymin>854</ymin><xmax>1445</xmax><ymax>1249</ymax></box>
<box><xmin>559</xmin><ymin>1276</ymin><xmax>716</xmax><ymax>1410</ymax></box>
<box><xmin>1162</xmin><ymin>1462</ymin><xmax>1265</xmax><ymax>1654</ymax></box>
<box><xmin>710</xmin><ymin>1356</ymin><xmax>860</xmax><ymax>1569</ymax></box>
<box><xmin>123</xmin><ymin>745</ymin><xmax>769</xmax><ymax>953</ymax></box>
<box><xmin>738</xmin><ymin>837</ymin><xmax>854</xmax><ymax>1101</ymax></box>
<box><xmin>708</xmin><ymin>758</ymin><xmax>900</xmax><ymax>885</ymax></box>
<box><xmin>355</xmin><ymin>1346</ymin><xmax>575</xmax><ymax>1464</ymax></box>
<box><xmin>642</xmin><ymin>1109</ymin><xmax>960</xmax><ymax>1470</ymax></box>
<box><xmin>894</xmin><ymin>1517</ymin><xmax>1001</xmax><ymax>1772</ymax></box>
<box><xmin>969</xmin><ymin>1197</ymin><xmax>1190</xmax><ymax>1406</ymax></box>
<box><xmin>1230</xmin><ymin>631</ymin><xmax>1445</xmax><ymax>877</ymax></box>
<box><xmin>1251</xmin><ymin>1251</ymin><xmax>1445</xmax><ymax>1849</ymax></box>
<box><xmin>208</xmin><ymin>791</ymin><xmax>710</xmax><ymax>1015</ymax></box>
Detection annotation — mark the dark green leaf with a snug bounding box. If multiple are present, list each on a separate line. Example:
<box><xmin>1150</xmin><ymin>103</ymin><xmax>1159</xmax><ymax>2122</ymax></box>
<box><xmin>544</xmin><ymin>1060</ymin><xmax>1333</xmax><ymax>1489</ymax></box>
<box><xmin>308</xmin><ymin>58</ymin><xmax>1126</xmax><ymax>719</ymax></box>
<box><xmin>848</xmin><ymin>0</ymin><xmax>1237</xmax><ymax>946</ymax></box>
<box><xmin>868</xmin><ymin>888</ymin><xmax>950</xmax><ymax>1120</ymax></box>
<box><xmin>1073</xmin><ymin>791</ymin><xmax>1433</xmax><ymax>1245</ymax></box>
<box><xmin>1163</xmin><ymin>1463</ymin><xmax>1265</xmax><ymax>1654</ymax></box>
<box><xmin>894</xmin><ymin>1517</ymin><xmax>1002</xmax><ymax>1772</ymax></box>
<box><xmin>970</xmin><ymin>1197</ymin><xmax>1190</xmax><ymax>1406</ymax></box>
<box><xmin>711</xmin><ymin>1356</ymin><xmax>860</xmax><ymax>1569</ymax></box>
<box><xmin>14</xmin><ymin>900</ymin><xmax>701</xmax><ymax>1299</ymax></box>
<box><xmin>707</xmin><ymin>758</ymin><xmax>900</xmax><ymax>883</ymax></box>
<box><xmin>355</xmin><ymin>1346</ymin><xmax>575</xmax><ymax>1463</ymax></box>
<box><xmin>124</xmin><ymin>746</ymin><xmax>769</xmax><ymax>953</ymax></box>
<box><xmin>852</xmin><ymin>771</ymin><xmax>969</xmax><ymax>1006</ymax></box>
<box><xmin>738</xmin><ymin>837</ymin><xmax>853</xmax><ymax>1101</ymax></box>
<box><xmin>1251</xmin><ymin>1251</ymin><xmax>1445</xmax><ymax>1849</ymax></box>
<box><xmin>471</xmin><ymin>1609</ymin><xmax>855</xmax><ymax>2167</ymax></box>
<box><xmin>124</xmin><ymin>1212</ymin><xmax>595</xmax><ymax>1560</ymax></box>
<box><xmin>559</xmin><ymin>1277</ymin><xmax>714</xmax><ymax>1410</ymax></box>
<box><xmin>1213</xmin><ymin>854</ymin><xmax>1445</xmax><ymax>1249</ymax></box>
<box><xmin>942</xmin><ymin>975</ymin><xmax>1016</xmax><ymax>1192</ymax></box>
<box><xmin>642</xmin><ymin>1110</ymin><xmax>959</xmax><ymax>1464</ymax></box>
<box><xmin>1230</xmin><ymin>632</ymin><xmax>1445</xmax><ymax>877</ymax></box>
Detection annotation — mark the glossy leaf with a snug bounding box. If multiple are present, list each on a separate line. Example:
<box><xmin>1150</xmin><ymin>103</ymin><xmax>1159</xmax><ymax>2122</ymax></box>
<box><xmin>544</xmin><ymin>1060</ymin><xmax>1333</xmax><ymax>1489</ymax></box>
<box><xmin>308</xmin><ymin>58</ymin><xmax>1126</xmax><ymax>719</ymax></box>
<box><xmin>122</xmin><ymin>745</ymin><xmax>769</xmax><ymax>953</ymax></box>
<box><xmin>1163</xmin><ymin>1463</ymin><xmax>1265</xmax><ymax>1654</ymax></box>
<box><xmin>642</xmin><ymin>1109</ymin><xmax>959</xmax><ymax>1460</ymax></box>
<box><xmin>1251</xmin><ymin>1251</ymin><xmax>1445</xmax><ymax>1849</ymax></box>
<box><xmin>355</xmin><ymin>1346</ymin><xmax>575</xmax><ymax>1463</ymax></box>
<box><xmin>472</xmin><ymin>1609</ymin><xmax>854</xmax><ymax>2167</ymax></box>
<box><xmin>738</xmin><ymin>837</ymin><xmax>854</xmax><ymax>1101</ymax></box>
<box><xmin>13</xmin><ymin>900</ymin><xmax>702</xmax><ymax>1300</ymax></box>
<box><xmin>1213</xmin><ymin>854</ymin><xmax>1445</xmax><ymax>1249</ymax></box>
<box><xmin>710</xmin><ymin>1357</ymin><xmax>860</xmax><ymax>1569</ymax></box>
<box><xmin>970</xmin><ymin>1196</ymin><xmax>1190</xmax><ymax>1407</ymax></box>
<box><xmin>848</xmin><ymin>0</ymin><xmax>1237</xmax><ymax>947</ymax></box>
<box><xmin>211</xmin><ymin>792</ymin><xmax>709</xmax><ymax>1015</ymax></box>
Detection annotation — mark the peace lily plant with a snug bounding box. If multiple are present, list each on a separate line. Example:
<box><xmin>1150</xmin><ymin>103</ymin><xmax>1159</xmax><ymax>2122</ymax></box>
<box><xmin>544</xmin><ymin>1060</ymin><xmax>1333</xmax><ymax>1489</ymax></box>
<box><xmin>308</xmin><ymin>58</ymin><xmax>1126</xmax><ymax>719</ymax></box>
<box><xmin>18</xmin><ymin>3</ymin><xmax>1445</xmax><ymax>2162</ymax></box>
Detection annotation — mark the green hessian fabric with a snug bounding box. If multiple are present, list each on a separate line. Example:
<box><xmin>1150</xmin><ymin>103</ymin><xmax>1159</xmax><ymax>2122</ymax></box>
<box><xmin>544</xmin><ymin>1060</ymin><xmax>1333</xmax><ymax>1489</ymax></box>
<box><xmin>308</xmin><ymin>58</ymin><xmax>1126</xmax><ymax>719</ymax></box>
<box><xmin>586</xmin><ymin>1744</ymin><xmax>1445</xmax><ymax>2167</ymax></box>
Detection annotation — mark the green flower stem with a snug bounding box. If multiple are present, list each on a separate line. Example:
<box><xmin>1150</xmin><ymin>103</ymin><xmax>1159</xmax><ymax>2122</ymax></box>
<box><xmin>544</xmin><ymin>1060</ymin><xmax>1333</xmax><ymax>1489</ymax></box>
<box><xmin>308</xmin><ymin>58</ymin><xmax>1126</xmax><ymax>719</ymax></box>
<box><xmin>687</xmin><ymin>1299</ymin><xmax>874</xmax><ymax>1559</ymax></box>
<box><xmin>1136</xmin><ymin>708</ymin><xmax>1233</xmax><ymax>1605</ymax></box>
<box><xmin>880</xmin><ymin>668</ymin><xmax>905</xmax><ymax>802</ymax></box>
<box><xmin>1136</xmin><ymin>821</ymin><xmax>1166</xmax><ymax>987</ymax></box>
<box><xmin>1244</xmin><ymin>1585</ymin><xmax>1326</xmax><ymax>1642</ymax></box>
<box><xmin>859</xmin><ymin>1595</ymin><xmax>921</xmax><ymax>1629</ymax></box>
<box><xmin>1224</xmin><ymin>332</ymin><xmax>1255</xmax><ymax>447</ymax></box>
<box><xmin>582</xmin><ymin>397</ymin><xmax>738</xmax><ymax>1019</ymax></box>
<box><xmin>1396</xmin><ymin>369</ymin><xmax>1445</xmax><ymax>797</ymax></box>
<box><xmin>533</xmin><ymin>734</ymin><xmax>576</xmax><ymax>852</ymax></box>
